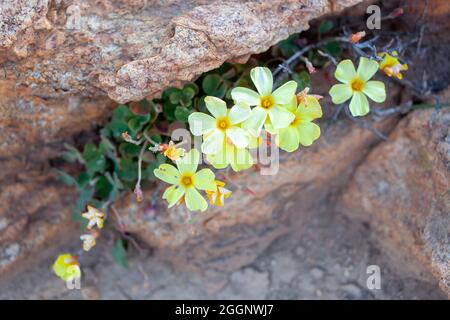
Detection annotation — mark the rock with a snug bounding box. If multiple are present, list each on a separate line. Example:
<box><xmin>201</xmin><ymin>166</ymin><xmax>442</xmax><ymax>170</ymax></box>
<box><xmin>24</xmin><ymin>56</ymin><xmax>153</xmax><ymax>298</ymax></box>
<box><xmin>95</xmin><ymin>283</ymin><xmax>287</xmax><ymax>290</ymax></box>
<box><xmin>0</xmin><ymin>0</ymin><xmax>361</xmax><ymax>160</ymax></box>
<box><xmin>217</xmin><ymin>268</ymin><xmax>270</xmax><ymax>300</ymax></box>
<box><xmin>339</xmin><ymin>108</ymin><xmax>450</xmax><ymax>297</ymax></box>
<box><xmin>310</xmin><ymin>267</ymin><xmax>325</xmax><ymax>280</ymax></box>
<box><xmin>0</xmin><ymin>177</ymin><xmax>76</xmax><ymax>278</ymax></box>
<box><xmin>1</xmin><ymin>1</ymin><xmax>449</xmax><ymax>301</ymax></box>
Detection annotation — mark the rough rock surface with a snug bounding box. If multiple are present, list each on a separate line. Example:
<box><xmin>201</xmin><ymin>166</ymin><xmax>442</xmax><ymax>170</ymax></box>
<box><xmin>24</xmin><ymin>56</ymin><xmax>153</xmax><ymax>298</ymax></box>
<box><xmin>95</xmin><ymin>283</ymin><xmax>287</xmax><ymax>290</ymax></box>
<box><xmin>1</xmin><ymin>0</ymin><xmax>449</xmax><ymax>300</ymax></box>
<box><xmin>339</xmin><ymin>108</ymin><xmax>450</xmax><ymax>297</ymax></box>
<box><xmin>0</xmin><ymin>193</ymin><xmax>445</xmax><ymax>299</ymax></box>
<box><xmin>0</xmin><ymin>0</ymin><xmax>361</xmax><ymax>158</ymax></box>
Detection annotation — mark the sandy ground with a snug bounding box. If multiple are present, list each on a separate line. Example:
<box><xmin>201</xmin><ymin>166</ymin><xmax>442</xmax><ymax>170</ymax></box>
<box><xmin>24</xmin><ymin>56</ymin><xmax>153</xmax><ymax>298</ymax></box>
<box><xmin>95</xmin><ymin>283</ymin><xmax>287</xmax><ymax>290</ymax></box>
<box><xmin>0</xmin><ymin>203</ymin><xmax>445</xmax><ymax>300</ymax></box>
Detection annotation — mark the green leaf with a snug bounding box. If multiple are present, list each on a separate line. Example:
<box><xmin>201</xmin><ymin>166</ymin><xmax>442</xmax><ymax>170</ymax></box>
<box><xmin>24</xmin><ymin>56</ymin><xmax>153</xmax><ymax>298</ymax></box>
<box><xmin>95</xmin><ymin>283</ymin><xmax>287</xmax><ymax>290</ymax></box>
<box><xmin>99</xmin><ymin>136</ymin><xmax>116</xmax><ymax>154</ymax></box>
<box><xmin>292</xmin><ymin>71</ymin><xmax>311</xmax><ymax>91</ymax></box>
<box><xmin>183</xmin><ymin>83</ymin><xmax>199</xmax><ymax>95</ymax></box>
<box><xmin>112</xmin><ymin>238</ymin><xmax>128</xmax><ymax>269</ymax></box>
<box><xmin>150</xmin><ymin>134</ymin><xmax>162</xmax><ymax>144</ymax></box>
<box><xmin>112</xmin><ymin>105</ymin><xmax>134</xmax><ymax>122</ymax></box>
<box><xmin>324</xmin><ymin>41</ymin><xmax>342</xmax><ymax>58</ymax></box>
<box><xmin>119</xmin><ymin>142</ymin><xmax>141</xmax><ymax>157</ymax></box>
<box><xmin>169</xmin><ymin>91</ymin><xmax>183</xmax><ymax>105</ymax></box>
<box><xmin>86</xmin><ymin>154</ymin><xmax>107</xmax><ymax>177</ymax></box>
<box><xmin>195</xmin><ymin>96</ymin><xmax>207</xmax><ymax>113</ymax></box>
<box><xmin>95</xmin><ymin>175</ymin><xmax>114</xmax><ymax>200</ymax></box>
<box><xmin>76</xmin><ymin>172</ymin><xmax>90</xmax><ymax>188</ymax></box>
<box><xmin>128</xmin><ymin>114</ymin><xmax>150</xmax><ymax>132</ymax></box>
<box><xmin>62</xmin><ymin>144</ymin><xmax>84</xmax><ymax>164</ymax></box>
<box><xmin>74</xmin><ymin>187</ymin><xmax>94</xmax><ymax>219</ymax></box>
<box><xmin>82</xmin><ymin>143</ymin><xmax>107</xmax><ymax>176</ymax></box>
<box><xmin>277</xmin><ymin>34</ymin><xmax>299</xmax><ymax>58</ymax></box>
<box><xmin>108</xmin><ymin>120</ymin><xmax>129</xmax><ymax>139</ymax></box>
<box><xmin>105</xmin><ymin>171</ymin><xmax>124</xmax><ymax>190</ymax></box>
<box><xmin>202</xmin><ymin>74</ymin><xmax>225</xmax><ymax>96</ymax></box>
<box><xmin>118</xmin><ymin>157</ymin><xmax>138</xmax><ymax>182</ymax></box>
<box><xmin>83</xmin><ymin>143</ymin><xmax>99</xmax><ymax>161</ymax></box>
<box><xmin>163</xmin><ymin>101</ymin><xmax>176</xmax><ymax>121</ymax></box>
<box><xmin>319</xmin><ymin>21</ymin><xmax>333</xmax><ymax>34</ymax></box>
<box><xmin>162</xmin><ymin>87</ymin><xmax>179</xmax><ymax>101</ymax></box>
<box><xmin>54</xmin><ymin>169</ymin><xmax>77</xmax><ymax>187</ymax></box>
<box><xmin>174</xmin><ymin>106</ymin><xmax>191</xmax><ymax>122</ymax></box>
<box><xmin>182</xmin><ymin>86</ymin><xmax>196</xmax><ymax>101</ymax></box>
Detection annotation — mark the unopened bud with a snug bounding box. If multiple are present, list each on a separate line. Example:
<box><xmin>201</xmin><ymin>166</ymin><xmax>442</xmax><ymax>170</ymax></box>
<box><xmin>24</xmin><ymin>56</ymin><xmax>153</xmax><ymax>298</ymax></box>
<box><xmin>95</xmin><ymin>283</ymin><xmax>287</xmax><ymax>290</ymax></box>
<box><xmin>349</xmin><ymin>31</ymin><xmax>366</xmax><ymax>44</ymax></box>
<box><xmin>304</xmin><ymin>58</ymin><xmax>316</xmax><ymax>74</ymax></box>
<box><xmin>122</xmin><ymin>131</ymin><xmax>131</xmax><ymax>142</ymax></box>
<box><xmin>134</xmin><ymin>185</ymin><xmax>144</xmax><ymax>202</ymax></box>
<box><xmin>391</xmin><ymin>7</ymin><xmax>404</xmax><ymax>18</ymax></box>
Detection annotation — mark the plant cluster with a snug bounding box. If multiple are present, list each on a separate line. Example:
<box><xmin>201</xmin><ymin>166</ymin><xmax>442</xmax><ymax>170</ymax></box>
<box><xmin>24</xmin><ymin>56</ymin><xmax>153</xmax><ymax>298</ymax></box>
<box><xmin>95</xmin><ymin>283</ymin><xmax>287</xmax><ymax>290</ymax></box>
<box><xmin>53</xmin><ymin>7</ymin><xmax>435</xmax><ymax>280</ymax></box>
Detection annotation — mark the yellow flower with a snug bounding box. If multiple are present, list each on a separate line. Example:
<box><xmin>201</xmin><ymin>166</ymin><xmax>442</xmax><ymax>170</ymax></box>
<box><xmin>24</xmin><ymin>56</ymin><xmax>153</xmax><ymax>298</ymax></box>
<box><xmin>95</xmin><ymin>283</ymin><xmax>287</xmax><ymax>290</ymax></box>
<box><xmin>379</xmin><ymin>51</ymin><xmax>408</xmax><ymax>79</ymax></box>
<box><xmin>52</xmin><ymin>253</ymin><xmax>81</xmax><ymax>282</ymax></box>
<box><xmin>205</xmin><ymin>133</ymin><xmax>260</xmax><ymax>172</ymax></box>
<box><xmin>162</xmin><ymin>141</ymin><xmax>185</xmax><ymax>161</ymax></box>
<box><xmin>81</xmin><ymin>205</ymin><xmax>105</xmax><ymax>229</ymax></box>
<box><xmin>154</xmin><ymin>149</ymin><xmax>216</xmax><ymax>212</ymax></box>
<box><xmin>266</xmin><ymin>93</ymin><xmax>322</xmax><ymax>152</ymax></box>
<box><xmin>206</xmin><ymin>180</ymin><xmax>232</xmax><ymax>206</ymax></box>
<box><xmin>80</xmin><ymin>234</ymin><xmax>96</xmax><ymax>251</ymax></box>
<box><xmin>188</xmin><ymin>96</ymin><xmax>251</xmax><ymax>155</ymax></box>
<box><xmin>231</xmin><ymin>67</ymin><xmax>297</xmax><ymax>136</ymax></box>
<box><xmin>329</xmin><ymin>57</ymin><xmax>386</xmax><ymax>117</ymax></box>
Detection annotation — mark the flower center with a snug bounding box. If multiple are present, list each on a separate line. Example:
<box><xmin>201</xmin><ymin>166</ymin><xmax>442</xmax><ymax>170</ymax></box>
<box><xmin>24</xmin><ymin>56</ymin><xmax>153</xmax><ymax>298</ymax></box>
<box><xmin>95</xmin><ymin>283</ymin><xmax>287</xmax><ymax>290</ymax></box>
<box><xmin>260</xmin><ymin>96</ymin><xmax>274</xmax><ymax>109</ymax></box>
<box><xmin>351</xmin><ymin>78</ymin><xmax>364</xmax><ymax>92</ymax></box>
<box><xmin>216</xmin><ymin>116</ymin><xmax>230</xmax><ymax>131</ymax></box>
<box><xmin>180</xmin><ymin>175</ymin><xmax>194</xmax><ymax>188</ymax></box>
<box><xmin>290</xmin><ymin>113</ymin><xmax>301</xmax><ymax>126</ymax></box>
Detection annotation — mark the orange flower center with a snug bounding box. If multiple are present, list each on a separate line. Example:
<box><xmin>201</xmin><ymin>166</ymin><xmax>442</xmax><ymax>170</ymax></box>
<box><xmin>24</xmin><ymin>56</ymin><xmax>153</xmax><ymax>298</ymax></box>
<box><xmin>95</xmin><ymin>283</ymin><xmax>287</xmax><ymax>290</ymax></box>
<box><xmin>180</xmin><ymin>175</ymin><xmax>193</xmax><ymax>188</ymax></box>
<box><xmin>290</xmin><ymin>113</ymin><xmax>301</xmax><ymax>126</ymax></box>
<box><xmin>351</xmin><ymin>78</ymin><xmax>364</xmax><ymax>92</ymax></box>
<box><xmin>260</xmin><ymin>96</ymin><xmax>274</xmax><ymax>109</ymax></box>
<box><xmin>216</xmin><ymin>117</ymin><xmax>230</xmax><ymax>131</ymax></box>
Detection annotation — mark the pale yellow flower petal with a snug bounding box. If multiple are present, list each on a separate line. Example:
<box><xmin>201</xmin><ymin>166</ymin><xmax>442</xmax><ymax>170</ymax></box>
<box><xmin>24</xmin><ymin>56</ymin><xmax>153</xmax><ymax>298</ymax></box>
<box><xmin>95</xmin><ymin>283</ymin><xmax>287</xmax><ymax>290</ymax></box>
<box><xmin>297</xmin><ymin>96</ymin><xmax>323</xmax><ymax>121</ymax></box>
<box><xmin>206</xmin><ymin>143</ymin><xmax>228</xmax><ymax>169</ymax></box>
<box><xmin>194</xmin><ymin>168</ymin><xmax>216</xmax><ymax>191</ymax></box>
<box><xmin>357</xmin><ymin>57</ymin><xmax>379</xmax><ymax>82</ymax></box>
<box><xmin>362</xmin><ymin>80</ymin><xmax>386</xmax><ymax>103</ymax></box>
<box><xmin>201</xmin><ymin>129</ymin><xmax>225</xmax><ymax>155</ymax></box>
<box><xmin>335</xmin><ymin>59</ymin><xmax>357</xmax><ymax>83</ymax></box>
<box><xmin>163</xmin><ymin>185</ymin><xmax>185</xmax><ymax>208</ymax></box>
<box><xmin>268</xmin><ymin>106</ymin><xmax>295</xmax><ymax>129</ymax></box>
<box><xmin>204</xmin><ymin>96</ymin><xmax>227</xmax><ymax>118</ymax></box>
<box><xmin>226</xmin><ymin>127</ymin><xmax>249</xmax><ymax>149</ymax></box>
<box><xmin>271</xmin><ymin>81</ymin><xmax>297</xmax><ymax>105</ymax></box>
<box><xmin>188</xmin><ymin>112</ymin><xmax>216</xmax><ymax>136</ymax></box>
<box><xmin>185</xmin><ymin>188</ymin><xmax>208</xmax><ymax>212</ymax></box>
<box><xmin>228</xmin><ymin>102</ymin><xmax>251</xmax><ymax>125</ymax></box>
<box><xmin>230</xmin><ymin>146</ymin><xmax>254</xmax><ymax>172</ymax></box>
<box><xmin>242</xmin><ymin>107</ymin><xmax>268</xmax><ymax>136</ymax></box>
<box><xmin>276</xmin><ymin>127</ymin><xmax>300</xmax><ymax>152</ymax></box>
<box><xmin>296</xmin><ymin>121</ymin><xmax>321</xmax><ymax>146</ymax></box>
<box><xmin>329</xmin><ymin>84</ymin><xmax>353</xmax><ymax>105</ymax></box>
<box><xmin>349</xmin><ymin>91</ymin><xmax>370</xmax><ymax>117</ymax></box>
<box><xmin>153</xmin><ymin>164</ymin><xmax>180</xmax><ymax>184</ymax></box>
<box><xmin>231</xmin><ymin>87</ymin><xmax>260</xmax><ymax>106</ymax></box>
<box><xmin>176</xmin><ymin>149</ymin><xmax>200</xmax><ymax>174</ymax></box>
<box><xmin>250</xmin><ymin>66</ymin><xmax>273</xmax><ymax>96</ymax></box>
